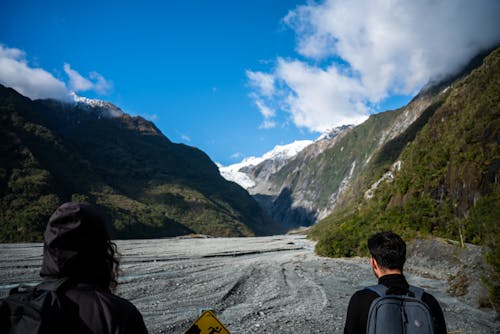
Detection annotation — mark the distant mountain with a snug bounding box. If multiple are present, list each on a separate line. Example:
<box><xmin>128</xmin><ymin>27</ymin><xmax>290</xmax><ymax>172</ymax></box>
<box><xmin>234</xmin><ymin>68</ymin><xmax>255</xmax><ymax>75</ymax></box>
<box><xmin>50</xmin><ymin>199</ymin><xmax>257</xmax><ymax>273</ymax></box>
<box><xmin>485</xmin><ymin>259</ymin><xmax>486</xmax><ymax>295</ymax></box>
<box><xmin>228</xmin><ymin>120</ymin><xmax>410</xmax><ymax>228</ymax></box>
<box><xmin>284</xmin><ymin>89</ymin><xmax>442</xmax><ymax>223</ymax></box>
<box><xmin>219</xmin><ymin>126</ymin><xmax>355</xmax><ymax>228</ymax></box>
<box><xmin>219</xmin><ymin>140</ymin><xmax>314</xmax><ymax>189</ymax></box>
<box><xmin>0</xmin><ymin>86</ymin><xmax>283</xmax><ymax>242</ymax></box>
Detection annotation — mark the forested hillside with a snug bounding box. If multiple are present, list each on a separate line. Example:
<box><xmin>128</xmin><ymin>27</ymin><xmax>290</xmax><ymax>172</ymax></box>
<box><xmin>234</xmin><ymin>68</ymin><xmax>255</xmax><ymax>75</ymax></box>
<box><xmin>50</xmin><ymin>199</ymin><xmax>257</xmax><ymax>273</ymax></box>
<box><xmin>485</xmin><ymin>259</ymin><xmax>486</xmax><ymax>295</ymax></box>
<box><xmin>0</xmin><ymin>86</ymin><xmax>282</xmax><ymax>242</ymax></box>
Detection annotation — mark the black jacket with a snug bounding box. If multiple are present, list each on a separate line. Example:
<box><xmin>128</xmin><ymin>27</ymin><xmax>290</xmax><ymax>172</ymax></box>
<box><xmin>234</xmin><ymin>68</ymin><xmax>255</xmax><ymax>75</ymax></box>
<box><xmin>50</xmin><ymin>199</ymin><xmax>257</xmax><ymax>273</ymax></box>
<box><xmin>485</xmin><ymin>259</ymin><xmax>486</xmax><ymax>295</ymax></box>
<box><xmin>343</xmin><ymin>274</ymin><xmax>447</xmax><ymax>334</ymax></box>
<box><xmin>58</xmin><ymin>282</ymin><xmax>148</xmax><ymax>334</ymax></box>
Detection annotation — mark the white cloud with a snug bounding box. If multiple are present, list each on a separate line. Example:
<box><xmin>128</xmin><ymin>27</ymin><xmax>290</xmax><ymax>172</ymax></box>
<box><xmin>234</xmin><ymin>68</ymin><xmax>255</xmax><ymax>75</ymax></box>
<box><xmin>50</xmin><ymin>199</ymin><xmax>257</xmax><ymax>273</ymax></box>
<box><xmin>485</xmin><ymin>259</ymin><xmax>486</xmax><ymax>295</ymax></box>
<box><xmin>255</xmin><ymin>98</ymin><xmax>275</xmax><ymax>118</ymax></box>
<box><xmin>259</xmin><ymin>119</ymin><xmax>277</xmax><ymax>129</ymax></box>
<box><xmin>246</xmin><ymin>69</ymin><xmax>279</xmax><ymax>129</ymax></box>
<box><xmin>287</xmin><ymin>0</ymin><xmax>500</xmax><ymax>98</ymax></box>
<box><xmin>0</xmin><ymin>45</ymin><xmax>69</xmax><ymax>100</ymax></box>
<box><xmin>253</xmin><ymin>97</ymin><xmax>277</xmax><ymax>129</ymax></box>
<box><xmin>276</xmin><ymin>58</ymin><xmax>368</xmax><ymax>132</ymax></box>
<box><xmin>230</xmin><ymin>152</ymin><xmax>244</xmax><ymax>159</ymax></box>
<box><xmin>64</xmin><ymin>63</ymin><xmax>112</xmax><ymax>94</ymax></box>
<box><xmin>246</xmin><ymin>70</ymin><xmax>276</xmax><ymax>97</ymax></box>
<box><xmin>0</xmin><ymin>44</ymin><xmax>113</xmax><ymax>101</ymax></box>
<box><xmin>248</xmin><ymin>0</ymin><xmax>500</xmax><ymax>132</ymax></box>
<box><xmin>64</xmin><ymin>63</ymin><xmax>93</xmax><ymax>91</ymax></box>
<box><xmin>89</xmin><ymin>71</ymin><xmax>112</xmax><ymax>94</ymax></box>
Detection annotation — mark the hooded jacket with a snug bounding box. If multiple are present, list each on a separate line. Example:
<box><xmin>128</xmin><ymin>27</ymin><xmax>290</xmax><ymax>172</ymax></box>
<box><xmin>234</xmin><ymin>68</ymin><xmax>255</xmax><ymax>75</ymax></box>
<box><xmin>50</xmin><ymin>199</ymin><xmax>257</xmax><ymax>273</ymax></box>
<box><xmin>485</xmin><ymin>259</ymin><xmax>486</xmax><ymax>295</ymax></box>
<box><xmin>40</xmin><ymin>202</ymin><xmax>148</xmax><ymax>334</ymax></box>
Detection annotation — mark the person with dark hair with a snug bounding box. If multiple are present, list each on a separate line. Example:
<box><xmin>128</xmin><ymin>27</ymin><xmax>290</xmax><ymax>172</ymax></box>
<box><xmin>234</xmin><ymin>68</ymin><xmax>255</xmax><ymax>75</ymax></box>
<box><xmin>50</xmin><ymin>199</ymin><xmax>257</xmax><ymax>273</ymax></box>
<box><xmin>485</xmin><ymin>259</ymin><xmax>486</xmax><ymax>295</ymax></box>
<box><xmin>343</xmin><ymin>231</ymin><xmax>447</xmax><ymax>334</ymax></box>
<box><xmin>39</xmin><ymin>202</ymin><xmax>148</xmax><ymax>333</ymax></box>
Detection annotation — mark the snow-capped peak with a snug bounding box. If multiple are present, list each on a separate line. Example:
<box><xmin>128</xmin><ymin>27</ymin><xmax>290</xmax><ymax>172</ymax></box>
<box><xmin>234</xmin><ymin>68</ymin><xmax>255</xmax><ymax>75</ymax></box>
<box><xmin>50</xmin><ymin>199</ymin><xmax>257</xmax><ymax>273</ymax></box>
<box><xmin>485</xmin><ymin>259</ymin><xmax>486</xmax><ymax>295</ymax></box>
<box><xmin>219</xmin><ymin>140</ymin><xmax>313</xmax><ymax>188</ymax></box>
<box><xmin>219</xmin><ymin>126</ymin><xmax>354</xmax><ymax>189</ymax></box>
<box><xmin>260</xmin><ymin>140</ymin><xmax>313</xmax><ymax>161</ymax></box>
<box><xmin>222</xmin><ymin>140</ymin><xmax>313</xmax><ymax>172</ymax></box>
<box><xmin>70</xmin><ymin>92</ymin><xmax>124</xmax><ymax>118</ymax></box>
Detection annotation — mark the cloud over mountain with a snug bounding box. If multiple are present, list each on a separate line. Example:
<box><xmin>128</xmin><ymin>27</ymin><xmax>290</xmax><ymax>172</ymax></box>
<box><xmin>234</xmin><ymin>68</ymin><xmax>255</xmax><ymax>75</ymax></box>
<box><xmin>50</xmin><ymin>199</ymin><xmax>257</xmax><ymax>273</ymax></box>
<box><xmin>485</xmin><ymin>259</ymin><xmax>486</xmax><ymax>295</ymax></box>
<box><xmin>248</xmin><ymin>0</ymin><xmax>500</xmax><ymax>133</ymax></box>
<box><xmin>64</xmin><ymin>63</ymin><xmax>112</xmax><ymax>94</ymax></box>
<box><xmin>0</xmin><ymin>44</ymin><xmax>112</xmax><ymax>100</ymax></box>
<box><xmin>0</xmin><ymin>45</ymin><xmax>68</xmax><ymax>100</ymax></box>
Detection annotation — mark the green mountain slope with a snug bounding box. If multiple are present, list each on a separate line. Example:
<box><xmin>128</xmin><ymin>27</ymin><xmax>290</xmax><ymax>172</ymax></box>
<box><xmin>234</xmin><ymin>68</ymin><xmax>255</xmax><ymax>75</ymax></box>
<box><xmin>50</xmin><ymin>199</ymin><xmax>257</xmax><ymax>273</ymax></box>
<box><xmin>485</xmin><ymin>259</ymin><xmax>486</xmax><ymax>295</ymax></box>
<box><xmin>253</xmin><ymin>73</ymin><xmax>442</xmax><ymax>228</ymax></box>
<box><xmin>0</xmin><ymin>86</ymin><xmax>282</xmax><ymax>242</ymax></box>
<box><xmin>310</xmin><ymin>47</ymin><xmax>500</xmax><ymax>308</ymax></box>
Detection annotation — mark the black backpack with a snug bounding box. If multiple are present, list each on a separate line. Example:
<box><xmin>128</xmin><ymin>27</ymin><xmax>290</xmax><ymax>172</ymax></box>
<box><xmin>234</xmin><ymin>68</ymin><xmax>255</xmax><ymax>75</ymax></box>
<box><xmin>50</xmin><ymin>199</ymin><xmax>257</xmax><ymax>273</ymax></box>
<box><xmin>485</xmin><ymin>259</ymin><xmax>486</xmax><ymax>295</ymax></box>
<box><xmin>365</xmin><ymin>284</ymin><xmax>435</xmax><ymax>334</ymax></box>
<box><xmin>0</xmin><ymin>278</ymin><xmax>72</xmax><ymax>334</ymax></box>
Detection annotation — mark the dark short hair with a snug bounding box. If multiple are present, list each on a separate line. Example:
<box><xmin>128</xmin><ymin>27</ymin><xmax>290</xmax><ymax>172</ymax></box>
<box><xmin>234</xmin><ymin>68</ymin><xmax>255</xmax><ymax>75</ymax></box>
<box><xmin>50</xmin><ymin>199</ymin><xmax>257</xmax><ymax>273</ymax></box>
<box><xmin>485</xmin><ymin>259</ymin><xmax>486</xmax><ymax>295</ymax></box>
<box><xmin>367</xmin><ymin>231</ymin><xmax>406</xmax><ymax>271</ymax></box>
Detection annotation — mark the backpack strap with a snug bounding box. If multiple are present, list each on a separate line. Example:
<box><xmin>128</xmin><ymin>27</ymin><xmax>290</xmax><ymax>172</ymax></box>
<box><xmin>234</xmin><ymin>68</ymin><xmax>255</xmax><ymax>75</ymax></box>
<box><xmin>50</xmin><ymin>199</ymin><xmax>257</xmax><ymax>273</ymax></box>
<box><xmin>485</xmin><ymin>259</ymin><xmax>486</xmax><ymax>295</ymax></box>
<box><xmin>8</xmin><ymin>277</ymin><xmax>72</xmax><ymax>297</ymax></box>
<box><xmin>8</xmin><ymin>283</ymin><xmax>36</xmax><ymax>296</ymax></box>
<box><xmin>365</xmin><ymin>284</ymin><xmax>388</xmax><ymax>297</ymax></box>
<box><xmin>366</xmin><ymin>284</ymin><xmax>425</xmax><ymax>299</ymax></box>
<box><xmin>35</xmin><ymin>277</ymin><xmax>72</xmax><ymax>293</ymax></box>
<box><xmin>408</xmin><ymin>285</ymin><xmax>425</xmax><ymax>300</ymax></box>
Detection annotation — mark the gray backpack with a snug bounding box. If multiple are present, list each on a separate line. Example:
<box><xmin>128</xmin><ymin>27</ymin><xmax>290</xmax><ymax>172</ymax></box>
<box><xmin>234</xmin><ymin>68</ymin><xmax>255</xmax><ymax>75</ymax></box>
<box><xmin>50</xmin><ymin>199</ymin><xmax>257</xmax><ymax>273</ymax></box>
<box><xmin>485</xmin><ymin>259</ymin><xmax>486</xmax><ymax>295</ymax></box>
<box><xmin>365</xmin><ymin>284</ymin><xmax>435</xmax><ymax>334</ymax></box>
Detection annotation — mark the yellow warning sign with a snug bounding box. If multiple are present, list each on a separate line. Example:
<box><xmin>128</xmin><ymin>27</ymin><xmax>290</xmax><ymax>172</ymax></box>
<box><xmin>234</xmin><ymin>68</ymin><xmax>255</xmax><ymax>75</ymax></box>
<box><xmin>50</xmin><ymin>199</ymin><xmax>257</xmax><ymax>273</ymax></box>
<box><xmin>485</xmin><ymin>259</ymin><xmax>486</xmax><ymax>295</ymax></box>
<box><xmin>184</xmin><ymin>310</ymin><xmax>231</xmax><ymax>334</ymax></box>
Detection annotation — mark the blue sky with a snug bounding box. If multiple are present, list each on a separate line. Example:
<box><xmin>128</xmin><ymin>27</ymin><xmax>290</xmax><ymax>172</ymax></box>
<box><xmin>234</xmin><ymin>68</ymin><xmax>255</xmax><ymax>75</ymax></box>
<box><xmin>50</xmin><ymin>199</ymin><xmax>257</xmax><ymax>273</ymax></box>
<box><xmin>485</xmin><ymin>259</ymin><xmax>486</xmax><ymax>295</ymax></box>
<box><xmin>1</xmin><ymin>0</ymin><xmax>499</xmax><ymax>165</ymax></box>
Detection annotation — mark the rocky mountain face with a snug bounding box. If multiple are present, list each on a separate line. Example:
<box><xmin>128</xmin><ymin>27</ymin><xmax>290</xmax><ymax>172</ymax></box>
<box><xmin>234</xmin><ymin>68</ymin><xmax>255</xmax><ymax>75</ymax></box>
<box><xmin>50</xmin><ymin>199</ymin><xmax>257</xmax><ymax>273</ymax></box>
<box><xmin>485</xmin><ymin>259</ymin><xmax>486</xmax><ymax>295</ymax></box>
<box><xmin>226</xmin><ymin>90</ymin><xmax>440</xmax><ymax>229</ymax></box>
<box><xmin>0</xmin><ymin>86</ymin><xmax>283</xmax><ymax>242</ymax></box>
<box><xmin>247</xmin><ymin>127</ymin><xmax>352</xmax><ymax>196</ymax></box>
<box><xmin>220</xmin><ymin>126</ymin><xmax>356</xmax><ymax>228</ymax></box>
<box><xmin>310</xmin><ymin>47</ymin><xmax>499</xmax><ymax>310</ymax></box>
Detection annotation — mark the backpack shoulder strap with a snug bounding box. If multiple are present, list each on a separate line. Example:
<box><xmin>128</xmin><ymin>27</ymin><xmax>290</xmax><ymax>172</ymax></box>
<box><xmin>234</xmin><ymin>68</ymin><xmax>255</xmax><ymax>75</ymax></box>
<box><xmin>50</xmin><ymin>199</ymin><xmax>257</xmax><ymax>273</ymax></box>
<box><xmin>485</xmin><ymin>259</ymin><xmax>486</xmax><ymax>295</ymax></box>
<box><xmin>35</xmin><ymin>277</ymin><xmax>72</xmax><ymax>293</ymax></box>
<box><xmin>366</xmin><ymin>284</ymin><xmax>426</xmax><ymax>299</ymax></box>
<box><xmin>8</xmin><ymin>283</ymin><xmax>36</xmax><ymax>296</ymax></box>
<box><xmin>408</xmin><ymin>285</ymin><xmax>425</xmax><ymax>300</ymax></box>
<box><xmin>365</xmin><ymin>284</ymin><xmax>388</xmax><ymax>297</ymax></box>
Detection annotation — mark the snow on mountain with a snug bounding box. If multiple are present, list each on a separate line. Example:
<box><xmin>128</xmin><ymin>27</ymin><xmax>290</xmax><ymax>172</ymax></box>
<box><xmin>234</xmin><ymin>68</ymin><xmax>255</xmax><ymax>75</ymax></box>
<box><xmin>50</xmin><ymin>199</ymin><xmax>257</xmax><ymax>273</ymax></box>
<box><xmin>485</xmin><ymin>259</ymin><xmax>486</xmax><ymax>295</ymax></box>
<box><xmin>70</xmin><ymin>92</ymin><xmax>124</xmax><ymax>118</ymax></box>
<box><xmin>219</xmin><ymin>126</ymin><xmax>354</xmax><ymax>189</ymax></box>
<box><xmin>219</xmin><ymin>140</ymin><xmax>313</xmax><ymax>188</ymax></box>
<box><xmin>219</xmin><ymin>164</ymin><xmax>257</xmax><ymax>189</ymax></box>
<box><xmin>315</xmin><ymin>125</ymin><xmax>353</xmax><ymax>141</ymax></box>
<box><xmin>260</xmin><ymin>140</ymin><xmax>314</xmax><ymax>161</ymax></box>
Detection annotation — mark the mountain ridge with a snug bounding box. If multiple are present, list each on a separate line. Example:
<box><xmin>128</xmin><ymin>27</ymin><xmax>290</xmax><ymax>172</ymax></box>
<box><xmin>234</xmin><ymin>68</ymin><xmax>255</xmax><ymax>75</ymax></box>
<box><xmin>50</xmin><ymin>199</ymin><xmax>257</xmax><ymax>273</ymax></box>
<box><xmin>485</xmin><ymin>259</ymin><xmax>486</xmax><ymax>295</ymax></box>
<box><xmin>0</xmin><ymin>85</ymin><xmax>283</xmax><ymax>241</ymax></box>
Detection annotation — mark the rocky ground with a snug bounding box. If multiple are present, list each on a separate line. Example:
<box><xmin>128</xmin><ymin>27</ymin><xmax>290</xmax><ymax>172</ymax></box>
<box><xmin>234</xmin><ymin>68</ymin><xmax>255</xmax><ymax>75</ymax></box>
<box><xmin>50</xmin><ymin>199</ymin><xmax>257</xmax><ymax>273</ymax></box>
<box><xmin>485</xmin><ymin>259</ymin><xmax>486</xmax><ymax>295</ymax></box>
<box><xmin>0</xmin><ymin>235</ymin><xmax>498</xmax><ymax>333</ymax></box>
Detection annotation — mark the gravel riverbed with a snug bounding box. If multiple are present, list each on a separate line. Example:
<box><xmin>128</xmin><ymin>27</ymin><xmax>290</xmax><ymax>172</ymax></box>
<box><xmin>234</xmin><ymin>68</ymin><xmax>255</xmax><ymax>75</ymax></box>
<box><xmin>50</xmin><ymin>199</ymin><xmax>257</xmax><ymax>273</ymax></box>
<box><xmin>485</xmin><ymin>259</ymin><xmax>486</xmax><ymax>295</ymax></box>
<box><xmin>0</xmin><ymin>235</ymin><xmax>498</xmax><ymax>333</ymax></box>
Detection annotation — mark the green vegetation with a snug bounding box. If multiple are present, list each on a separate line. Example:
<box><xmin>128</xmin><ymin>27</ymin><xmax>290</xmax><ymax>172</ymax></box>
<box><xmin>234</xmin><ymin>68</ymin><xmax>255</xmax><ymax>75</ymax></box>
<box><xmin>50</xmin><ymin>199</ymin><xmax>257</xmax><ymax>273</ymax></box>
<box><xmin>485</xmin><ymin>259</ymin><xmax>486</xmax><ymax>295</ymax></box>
<box><xmin>0</xmin><ymin>85</ymin><xmax>281</xmax><ymax>242</ymax></box>
<box><xmin>310</xmin><ymin>47</ymin><xmax>500</xmax><ymax>308</ymax></box>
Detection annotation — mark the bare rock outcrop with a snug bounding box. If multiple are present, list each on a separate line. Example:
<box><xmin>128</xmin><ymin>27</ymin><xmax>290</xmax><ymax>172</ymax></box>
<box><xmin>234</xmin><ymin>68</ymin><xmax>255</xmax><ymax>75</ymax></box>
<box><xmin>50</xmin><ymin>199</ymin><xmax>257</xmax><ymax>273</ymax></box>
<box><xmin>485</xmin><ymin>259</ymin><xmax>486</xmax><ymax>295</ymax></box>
<box><xmin>407</xmin><ymin>237</ymin><xmax>492</xmax><ymax>309</ymax></box>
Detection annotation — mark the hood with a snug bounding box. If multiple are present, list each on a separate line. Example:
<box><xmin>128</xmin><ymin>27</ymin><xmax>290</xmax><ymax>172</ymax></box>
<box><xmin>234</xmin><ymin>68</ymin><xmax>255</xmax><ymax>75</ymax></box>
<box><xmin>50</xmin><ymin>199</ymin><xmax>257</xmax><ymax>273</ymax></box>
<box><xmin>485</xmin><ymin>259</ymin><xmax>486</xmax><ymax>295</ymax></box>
<box><xmin>40</xmin><ymin>202</ymin><xmax>111</xmax><ymax>284</ymax></box>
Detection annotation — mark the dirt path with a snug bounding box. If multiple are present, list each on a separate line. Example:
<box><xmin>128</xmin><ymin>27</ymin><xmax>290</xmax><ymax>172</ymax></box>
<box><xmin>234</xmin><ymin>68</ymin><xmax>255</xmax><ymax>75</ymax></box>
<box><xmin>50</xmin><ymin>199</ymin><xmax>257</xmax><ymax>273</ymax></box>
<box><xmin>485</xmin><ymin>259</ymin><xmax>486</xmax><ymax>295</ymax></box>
<box><xmin>0</xmin><ymin>236</ymin><xmax>497</xmax><ymax>333</ymax></box>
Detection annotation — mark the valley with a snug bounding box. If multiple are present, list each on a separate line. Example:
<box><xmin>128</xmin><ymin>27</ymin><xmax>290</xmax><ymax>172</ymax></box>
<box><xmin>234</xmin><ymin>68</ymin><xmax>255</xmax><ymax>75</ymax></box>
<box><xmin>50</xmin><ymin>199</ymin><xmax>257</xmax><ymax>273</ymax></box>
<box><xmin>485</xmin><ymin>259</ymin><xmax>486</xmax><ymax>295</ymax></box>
<box><xmin>0</xmin><ymin>236</ymin><xmax>497</xmax><ymax>333</ymax></box>
<box><xmin>1</xmin><ymin>4</ymin><xmax>499</xmax><ymax>334</ymax></box>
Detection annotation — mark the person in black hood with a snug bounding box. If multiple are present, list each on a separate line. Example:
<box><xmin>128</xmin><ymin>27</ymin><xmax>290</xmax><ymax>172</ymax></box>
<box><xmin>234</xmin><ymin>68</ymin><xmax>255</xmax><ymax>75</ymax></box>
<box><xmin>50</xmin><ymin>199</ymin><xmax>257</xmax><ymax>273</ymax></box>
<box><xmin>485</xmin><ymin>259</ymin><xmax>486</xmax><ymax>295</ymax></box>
<box><xmin>40</xmin><ymin>202</ymin><xmax>148</xmax><ymax>334</ymax></box>
<box><xmin>343</xmin><ymin>231</ymin><xmax>447</xmax><ymax>334</ymax></box>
